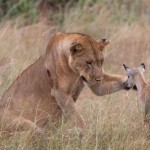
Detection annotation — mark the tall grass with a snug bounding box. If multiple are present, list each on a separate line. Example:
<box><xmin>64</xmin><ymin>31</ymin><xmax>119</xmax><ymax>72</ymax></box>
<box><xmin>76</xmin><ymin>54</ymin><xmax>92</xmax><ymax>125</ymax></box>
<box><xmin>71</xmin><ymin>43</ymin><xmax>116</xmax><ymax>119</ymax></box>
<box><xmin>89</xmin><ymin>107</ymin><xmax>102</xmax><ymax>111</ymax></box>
<box><xmin>0</xmin><ymin>0</ymin><xmax>150</xmax><ymax>149</ymax></box>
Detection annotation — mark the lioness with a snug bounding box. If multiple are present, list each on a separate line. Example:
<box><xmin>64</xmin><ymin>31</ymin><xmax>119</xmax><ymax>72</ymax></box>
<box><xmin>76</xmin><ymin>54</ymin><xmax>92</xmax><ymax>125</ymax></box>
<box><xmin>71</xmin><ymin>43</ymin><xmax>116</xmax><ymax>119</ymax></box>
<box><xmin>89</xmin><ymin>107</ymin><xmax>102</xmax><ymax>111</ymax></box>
<box><xmin>0</xmin><ymin>33</ymin><xmax>129</xmax><ymax>133</ymax></box>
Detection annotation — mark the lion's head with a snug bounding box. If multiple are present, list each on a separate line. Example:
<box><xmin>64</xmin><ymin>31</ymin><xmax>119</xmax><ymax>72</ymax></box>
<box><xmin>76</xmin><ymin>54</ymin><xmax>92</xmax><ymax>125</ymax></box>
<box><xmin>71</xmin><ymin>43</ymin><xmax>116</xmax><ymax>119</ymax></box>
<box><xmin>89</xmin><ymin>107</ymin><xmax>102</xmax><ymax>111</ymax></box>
<box><xmin>45</xmin><ymin>33</ymin><xmax>109</xmax><ymax>86</ymax></box>
<box><xmin>68</xmin><ymin>35</ymin><xmax>109</xmax><ymax>85</ymax></box>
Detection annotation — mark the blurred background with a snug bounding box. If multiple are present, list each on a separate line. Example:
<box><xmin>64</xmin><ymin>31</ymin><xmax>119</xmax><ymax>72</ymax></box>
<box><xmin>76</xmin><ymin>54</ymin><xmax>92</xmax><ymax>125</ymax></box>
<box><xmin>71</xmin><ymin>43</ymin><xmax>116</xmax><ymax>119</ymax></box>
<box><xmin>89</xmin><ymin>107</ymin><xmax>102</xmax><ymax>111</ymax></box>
<box><xmin>0</xmin><ymin>0</ymin><xmax>150</xmax><ymax>149</ymax></box>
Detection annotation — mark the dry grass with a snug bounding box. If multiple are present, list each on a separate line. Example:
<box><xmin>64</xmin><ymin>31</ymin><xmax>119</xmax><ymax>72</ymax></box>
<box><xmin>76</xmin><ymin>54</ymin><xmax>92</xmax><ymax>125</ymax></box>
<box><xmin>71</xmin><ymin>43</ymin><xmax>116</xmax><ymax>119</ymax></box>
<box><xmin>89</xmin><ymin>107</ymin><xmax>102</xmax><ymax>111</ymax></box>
<box><xmin>0</xmin><ymin>0</ymin><xmax>150</xmax><ymax>149</ymax></box>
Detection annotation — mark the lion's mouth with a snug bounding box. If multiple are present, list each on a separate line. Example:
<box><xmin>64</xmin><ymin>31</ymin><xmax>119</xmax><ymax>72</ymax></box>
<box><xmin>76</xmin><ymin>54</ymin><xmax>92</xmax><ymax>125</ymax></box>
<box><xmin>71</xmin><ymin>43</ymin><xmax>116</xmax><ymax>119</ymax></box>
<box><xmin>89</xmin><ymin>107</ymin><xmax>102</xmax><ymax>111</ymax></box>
<box><xmin>81</xmin><ymin>76</ymin><xmax>88</xmax><ymax>83</ymax></box>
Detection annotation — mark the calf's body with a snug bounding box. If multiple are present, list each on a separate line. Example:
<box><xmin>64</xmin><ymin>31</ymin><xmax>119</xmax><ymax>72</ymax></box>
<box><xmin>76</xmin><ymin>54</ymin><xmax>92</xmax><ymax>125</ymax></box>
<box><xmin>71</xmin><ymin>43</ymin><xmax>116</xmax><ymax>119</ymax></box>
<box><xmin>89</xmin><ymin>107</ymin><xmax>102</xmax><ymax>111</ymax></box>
<box><xmin>123</xmin><ymin>64</ymin><xmax>150</xmax><ymax>126</ymax></box>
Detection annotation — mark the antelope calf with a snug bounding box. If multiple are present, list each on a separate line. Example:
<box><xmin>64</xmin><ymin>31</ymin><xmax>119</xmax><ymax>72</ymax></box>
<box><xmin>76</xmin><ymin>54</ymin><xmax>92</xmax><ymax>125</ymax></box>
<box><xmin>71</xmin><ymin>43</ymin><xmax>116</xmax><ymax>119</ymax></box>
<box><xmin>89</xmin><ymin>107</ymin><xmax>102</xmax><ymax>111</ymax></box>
<box><xmin>123</xmin><ymin>63</ymin><xmax>150</xmax><ymax>128</ymax></box>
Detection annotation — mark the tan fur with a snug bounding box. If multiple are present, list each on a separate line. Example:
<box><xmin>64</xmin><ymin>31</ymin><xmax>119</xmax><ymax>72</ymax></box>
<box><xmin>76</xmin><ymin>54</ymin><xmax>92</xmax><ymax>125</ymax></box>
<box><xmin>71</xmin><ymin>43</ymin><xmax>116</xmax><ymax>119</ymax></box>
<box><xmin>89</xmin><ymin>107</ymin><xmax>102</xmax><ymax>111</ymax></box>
<box><xmin>124</xmin><ymin>64</ymin><xmax>150</xmax><ymax>128</ymax></box>
<box><xmin>0</xmin><ymin>33</ymin><xmax>127</xmax><ymax>132</ymax></box>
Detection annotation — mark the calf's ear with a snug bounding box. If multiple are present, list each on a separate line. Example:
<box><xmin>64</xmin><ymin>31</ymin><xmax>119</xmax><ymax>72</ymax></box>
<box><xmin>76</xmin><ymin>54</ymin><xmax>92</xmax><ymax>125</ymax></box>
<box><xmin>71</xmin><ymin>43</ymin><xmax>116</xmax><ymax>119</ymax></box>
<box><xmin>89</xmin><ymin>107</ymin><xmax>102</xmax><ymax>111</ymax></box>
<box><xmin>123</xmin><ymin>64</ymin><xmax>133</xmax><ymax>74</ymax></box>
<box><xmin>123</xmin><ymin>64</ymin><xmax>129</xmax><ymax>71</ymax></box>
<box><xmin>139</xmin><ymin>63</ymin><xmax>145</xmax><ymax>73</ymax></box>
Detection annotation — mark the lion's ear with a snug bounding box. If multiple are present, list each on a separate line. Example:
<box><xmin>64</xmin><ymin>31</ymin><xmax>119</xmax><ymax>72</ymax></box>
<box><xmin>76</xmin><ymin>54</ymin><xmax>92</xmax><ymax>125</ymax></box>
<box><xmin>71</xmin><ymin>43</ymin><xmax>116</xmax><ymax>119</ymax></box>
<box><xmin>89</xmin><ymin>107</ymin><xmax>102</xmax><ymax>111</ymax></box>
<box><xmin>70</xmin><ymin>43</ymin><xmax>83</xmax><ymax>55</ymax></box>
<box><xmin>98</xmin><ymin>39</ymin><xmax>110</xmax><ymax>50</ymax></box>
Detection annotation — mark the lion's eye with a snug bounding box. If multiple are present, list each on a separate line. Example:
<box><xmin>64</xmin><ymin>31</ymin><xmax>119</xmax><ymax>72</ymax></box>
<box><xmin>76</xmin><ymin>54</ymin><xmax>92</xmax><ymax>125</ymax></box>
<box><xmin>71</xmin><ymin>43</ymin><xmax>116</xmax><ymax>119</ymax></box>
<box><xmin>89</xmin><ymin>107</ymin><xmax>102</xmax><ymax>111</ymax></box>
<box><xmin>86</xmin><ymin>61</ymin><xmax>92</xmax><ymax>66</ymax></box>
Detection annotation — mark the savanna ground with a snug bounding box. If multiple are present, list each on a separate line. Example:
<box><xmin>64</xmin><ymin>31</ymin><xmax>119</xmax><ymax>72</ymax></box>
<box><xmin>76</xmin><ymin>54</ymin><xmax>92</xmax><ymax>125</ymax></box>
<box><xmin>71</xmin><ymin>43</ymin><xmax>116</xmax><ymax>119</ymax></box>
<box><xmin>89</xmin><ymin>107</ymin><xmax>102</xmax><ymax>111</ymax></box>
<box><xmin>0</xmin><ymin>0</ymin><xmax>150</xmax><ymax>149</ymax></box>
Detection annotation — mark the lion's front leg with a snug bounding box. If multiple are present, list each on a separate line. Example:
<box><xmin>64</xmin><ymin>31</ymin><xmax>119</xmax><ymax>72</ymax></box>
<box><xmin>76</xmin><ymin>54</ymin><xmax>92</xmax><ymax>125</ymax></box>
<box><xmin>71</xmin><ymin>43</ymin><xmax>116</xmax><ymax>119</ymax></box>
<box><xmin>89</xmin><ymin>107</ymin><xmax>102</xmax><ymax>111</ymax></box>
<box><xmin>89</xmin><ymin>72</ymin><xmax>128</xmax><ymax>96</ymax></box>
<box><xmin>5</xmin><ymin>115</ymin><xmax>44</xmax><ymax>134</ymax></box>
<box><xmin>51</xmin><ymin>89</ymin><xmax>86</xmax><ymax>129</ymax></box>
